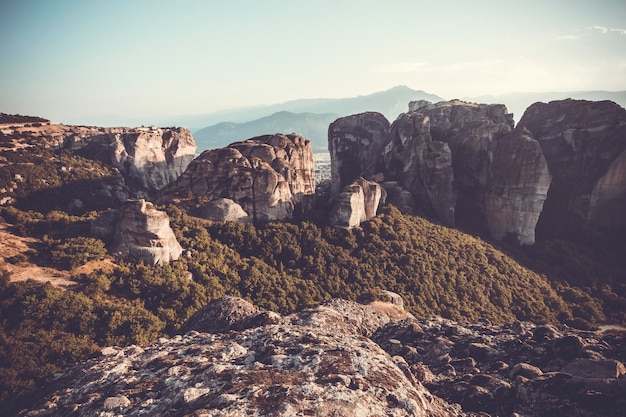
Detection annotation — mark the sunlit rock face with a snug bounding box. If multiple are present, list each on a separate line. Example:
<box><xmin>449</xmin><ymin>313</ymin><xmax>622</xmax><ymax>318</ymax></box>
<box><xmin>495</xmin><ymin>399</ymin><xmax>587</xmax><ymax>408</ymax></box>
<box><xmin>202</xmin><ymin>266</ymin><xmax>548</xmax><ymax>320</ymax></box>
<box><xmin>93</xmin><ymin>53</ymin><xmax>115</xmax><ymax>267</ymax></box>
<box><xmin>485</xmin><ymin>127</ymin><xmax>551</xmax><ymax>245</ymax></box>
<box><xmin>161</xmin><ymin>134</ymin><xmax>315</xmax><ymax>223</ymax></box>
<box><xmin>16</xmin><ymin>297</ymin><xmax>459</xmax><ymax>417</ymax></box>
<box><xmin>518</xmin><ymin>99</ymin><xmax>626</xmax><ymax>240</ymax></box>
<box><xmin>384</xmin><ymin>111</ymin><xmax>456</xmax><ymax>226</ymax></box>
<box><xmin>111</xmin><ymin>199</ymin><xmax>183</xmax><ymax>265</ymax></box>
<box><xmin>328</xmin><ymin>112</ymin><xmax>390</xmax><ymax>197</ymax></box>
<box><xmin>329</xmin><ymin>177</ymin><xmax>386</xmax><ymax>228</ymax></box>
<box><xmin>67</xmin><ymin>126</ymin><xmax>197</xmax><ymax>193</ymax></box>
<box><xmin>411</xmin><ymin>100</ymin><xmax>515</xmax><ymax>231</ymax></box>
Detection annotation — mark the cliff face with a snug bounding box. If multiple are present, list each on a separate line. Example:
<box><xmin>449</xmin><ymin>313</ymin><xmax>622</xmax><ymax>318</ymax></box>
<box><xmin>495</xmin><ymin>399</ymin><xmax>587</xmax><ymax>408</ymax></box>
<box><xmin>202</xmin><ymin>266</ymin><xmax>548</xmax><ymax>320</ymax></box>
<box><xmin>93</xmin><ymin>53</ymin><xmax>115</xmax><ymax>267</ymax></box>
<box><xmin>328</xmin><ymin>112</ymin><xmax>390</xmax><ymax>197</ymax></box>
<box><xmin>161</xmin><ymin>134</ymin><xmax>315</xmax><ymax>223</ymax></box>
<box><xmin>412</xmin><ymin>100</ymin><xmax>514</xmax><ymax>230</ymax></box>
<box><xmin>485</xmin><ymin>127</ymin><xmax>551</xmax><ymax>245</ymax></box>
<box><xmin>331</xmin><ymin>98</ymin><xmax>626</xmax><ymax>243</ymax></box>
<box><xmin>91</xmin><ymin>199</ymin><xmax>183</xmax><ymax>265</ymax></box>
<box><xmin>518</xmin><ymin>99</ymin><xmax>626</xmax><ymax>240</ymax></box>
<box><xmin>67</xmin><ymin>126</ymin><xmax>197</xmax><ymax>194</ymax></box>
<box><xmin>385</xmin><ymin>111</ymin><xmax>456</xmax><ymax>226</ymax></box>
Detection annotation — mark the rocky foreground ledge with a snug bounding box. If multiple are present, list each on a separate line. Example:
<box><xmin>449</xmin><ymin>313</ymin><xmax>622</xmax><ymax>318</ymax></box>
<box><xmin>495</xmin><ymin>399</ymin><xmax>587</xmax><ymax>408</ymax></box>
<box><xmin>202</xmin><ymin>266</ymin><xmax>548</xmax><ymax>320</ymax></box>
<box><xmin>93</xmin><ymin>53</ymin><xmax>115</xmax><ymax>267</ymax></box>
<box><xmin>7</xmin><ymin>297</ymin><xmax>625</xmax><ymax>417</ymax></box>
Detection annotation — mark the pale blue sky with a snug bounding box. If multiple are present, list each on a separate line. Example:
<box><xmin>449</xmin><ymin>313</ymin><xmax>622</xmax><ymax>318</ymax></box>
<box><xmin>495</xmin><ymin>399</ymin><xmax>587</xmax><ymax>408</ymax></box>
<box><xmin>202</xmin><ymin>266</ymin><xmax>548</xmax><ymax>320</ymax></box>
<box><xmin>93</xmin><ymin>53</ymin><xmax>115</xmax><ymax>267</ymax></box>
<box><xmin>1</xmin><ymin>0</ymin><xmax>625</xmax><ymax>125</ymax></box>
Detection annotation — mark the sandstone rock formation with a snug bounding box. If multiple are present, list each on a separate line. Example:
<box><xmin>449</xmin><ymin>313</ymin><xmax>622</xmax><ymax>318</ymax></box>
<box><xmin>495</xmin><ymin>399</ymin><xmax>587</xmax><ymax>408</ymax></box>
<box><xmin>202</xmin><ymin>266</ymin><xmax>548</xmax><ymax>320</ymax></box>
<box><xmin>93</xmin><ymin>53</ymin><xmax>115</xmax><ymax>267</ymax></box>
<box><xmin>485</xmin><ymin>127</ymin><xmax>551</xmax><ymax>245</ymax></box>
<box><xmin>328</xmin><ymin>112</ymin><xmax>390</xmax><ymax>197</ymax></box>
<box><xmin>162</xmin><ymin>134</ymin><xmax>315</xmax><ymax>223</ymax></box>
<box><xmin>68</xmin><ymin>126</ymin><xmax>197</xmax><ymax>194</ymax></box>
<box><xmin>14</xmin><ymin>297</ymin><xmax>459</xmax><ymax>417</ymax></box>
<box><xmin>384</xmin><ymin>111</ymin><xmax>456</xmax><ymax>226</ymax></box>
<box><xmin>0</xmin><ymin>122</ymin><xmax>197</xmax><ymax>196</ymax></box>
<box><xmin>413</xmin><ymin>100</ymin><xmax>514</xmax><ymax>230</ymax></box>
<box><xmin>329</xmin><ymin>177</ymin><xmax>385</xmax><ymax>228</ymax></box>
<box><xmin>94</xmin><ymin>199</ymin><xmax>183</xmax><ymax>265</ymax></box>
<box><xmin>518</xmin><ymin>99</ymin><xmax>626</xmax><ymax>240</ymax></box>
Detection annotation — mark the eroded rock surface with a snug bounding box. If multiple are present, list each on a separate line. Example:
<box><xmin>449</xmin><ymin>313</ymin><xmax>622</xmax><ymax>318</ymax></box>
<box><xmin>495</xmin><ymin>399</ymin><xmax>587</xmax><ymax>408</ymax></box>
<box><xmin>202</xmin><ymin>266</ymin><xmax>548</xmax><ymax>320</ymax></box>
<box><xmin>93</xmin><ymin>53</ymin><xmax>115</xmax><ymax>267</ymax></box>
<box><xmin>66</xmin><ymin>126</ymin><xmax>197</xmax><ymax>193</ymax></box>
<box><xmin>518</xmin><ymin>99</ymin><xmax>626</xmax><ymax>240</ymax></box>
<box><xmin>328</xmin><ymin>112</ymin><xmax>390</xmax><ymax>197</ymax></box>
<box><xmin>373</xmin><ymin>317</ymin><xmax>626</xmax><ymax>417</ymax></box>
<box><xmin>162</xmin><ymin>134</ymin><xmax>315</xmax><ymax>223</ymax></box>
<box><xmin>413</xmin><ymin>100</ymin><xmax>514</xmax><ymax>230</ymax></box>
<box><xmin>101</xmin><ymin>199</ymin><xmax>183</xmax><ymax>265</ymax></box>
<box><xmin>14</xmin><ymin>298</ymin><xmax>458</xmax><ymax>417</ymax></box>
<box><xmin>485</xmin><ymin>127</ymin><xmax>551</xmax><ymax>245</ymax></box>
<box><xmin>329</xmin><ymin>177</ymin><xmax>386</xmax><ymax>228</ymax></box>
<box><xmin>385</xmin><ymin>111</ymin><xmax>456</xmax><ymax>226</ymax></box>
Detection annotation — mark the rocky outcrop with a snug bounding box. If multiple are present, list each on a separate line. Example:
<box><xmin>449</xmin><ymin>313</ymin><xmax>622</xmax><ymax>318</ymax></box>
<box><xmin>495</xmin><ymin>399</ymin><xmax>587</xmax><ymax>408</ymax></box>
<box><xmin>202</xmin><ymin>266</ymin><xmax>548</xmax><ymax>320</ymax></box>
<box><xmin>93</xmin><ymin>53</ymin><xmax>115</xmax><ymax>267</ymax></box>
<box><xmin>12</xmin><ymin>296</ymin><xmax>625</xmax><ymax>417</ymax></box>
<box><xmin>518</xmin><ymin>99</ymin><xmax>626</xmax><ymax>240</ymax></box>
<box><xmin>14</xmin><ymin>297</ymin><xmax>459</xmax><ymax>417</ymax></box>
<box><xmin>329</xmin><ymin>177</ymin><xmax>385</xmax><ymax>228</ymax></box>
<box><xmin>67</xmin><ymin>126</ymin><xmax>197</xmax><ymax>194</ymax></box>
<box><xmin>328</xmin><ymin>112</ymin><xmax>390</xmax><ymax>197</ymax></box>
<box><xmin>92</xmin><ymin>199</ymin><xmax>182</xmax><ymax>264</ymax></box>
<box><xmin>161</xmin><ymin>134</ymin><xmax>315</xmax><ymax>223</ymax></box>
<box><xmin>485</xmin><ymin>127</ymin><xmax>551</xmax><ymax>245</ymax></box>
<box><xmin>373</xmin><ymin>317</ymin><xmax>626</xmax><ymax>417</ymax></box>
<box><xmin>413</xmin><ymin>100</ymin><xmax>515</xmax><ymax>230</ymax></box>
<box><xmin>384</xmin><ymin>111</ymin><xmax>456</xmax><ymax>226</ymax></box>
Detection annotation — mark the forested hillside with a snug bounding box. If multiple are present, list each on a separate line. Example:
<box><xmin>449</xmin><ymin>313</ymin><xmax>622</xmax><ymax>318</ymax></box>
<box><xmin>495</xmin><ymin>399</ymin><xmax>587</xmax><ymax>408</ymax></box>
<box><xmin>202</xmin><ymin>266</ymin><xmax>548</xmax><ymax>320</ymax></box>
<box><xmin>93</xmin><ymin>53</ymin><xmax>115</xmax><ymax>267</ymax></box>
<box><xmin>2</xmin><ymin>201</ymin><xmax>625</xmax><ymax>402</ymax></box>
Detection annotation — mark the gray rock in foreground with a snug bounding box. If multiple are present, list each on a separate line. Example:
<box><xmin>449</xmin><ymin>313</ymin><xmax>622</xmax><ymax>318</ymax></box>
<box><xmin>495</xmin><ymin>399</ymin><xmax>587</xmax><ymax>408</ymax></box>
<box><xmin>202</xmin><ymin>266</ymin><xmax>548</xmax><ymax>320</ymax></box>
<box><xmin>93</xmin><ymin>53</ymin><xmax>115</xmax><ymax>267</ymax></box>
<box><xmin>13</xmin><ymin>298</ymin><xmax>458</xmax><ymax>417</ymax></box>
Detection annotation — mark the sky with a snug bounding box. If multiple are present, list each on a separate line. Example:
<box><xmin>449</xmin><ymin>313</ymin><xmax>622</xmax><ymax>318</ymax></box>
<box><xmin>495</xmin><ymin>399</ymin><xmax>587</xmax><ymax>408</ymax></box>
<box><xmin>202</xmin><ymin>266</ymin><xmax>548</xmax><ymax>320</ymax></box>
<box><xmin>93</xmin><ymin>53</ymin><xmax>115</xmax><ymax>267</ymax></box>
<box><xmin>1</xmin><ymin>0</ymin><xmax>625</xmax><ymax>125</ymax></box>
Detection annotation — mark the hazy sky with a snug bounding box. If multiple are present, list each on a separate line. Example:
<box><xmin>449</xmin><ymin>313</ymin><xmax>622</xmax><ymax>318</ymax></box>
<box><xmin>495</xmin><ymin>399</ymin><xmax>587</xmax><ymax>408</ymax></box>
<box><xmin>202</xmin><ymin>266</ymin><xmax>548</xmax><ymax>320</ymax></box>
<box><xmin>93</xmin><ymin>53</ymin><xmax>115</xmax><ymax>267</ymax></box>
<box><xmin>1</xmin><ymin>0</ymin><xmax>625</xmax><ymax>125</ymax></box>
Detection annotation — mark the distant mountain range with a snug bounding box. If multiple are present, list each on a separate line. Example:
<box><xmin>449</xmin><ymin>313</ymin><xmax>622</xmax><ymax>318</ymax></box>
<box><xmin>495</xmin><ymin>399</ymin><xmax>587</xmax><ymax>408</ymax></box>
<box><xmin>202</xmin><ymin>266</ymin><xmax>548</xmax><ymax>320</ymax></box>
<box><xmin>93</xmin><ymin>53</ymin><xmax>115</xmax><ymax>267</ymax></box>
<box><xmin>194</xmin><ymin>111</ymin><xmax>340</xmax><ymax>153</ymax></box>
<box><xmin>179</xmin><ymin>86</ymin><xmax>626</xmax><ymax>152</ymax></box>
<box><xmin>189</xmin><ymin>86</ymin><xmax>443</xmax><ymax>151</ymax></box>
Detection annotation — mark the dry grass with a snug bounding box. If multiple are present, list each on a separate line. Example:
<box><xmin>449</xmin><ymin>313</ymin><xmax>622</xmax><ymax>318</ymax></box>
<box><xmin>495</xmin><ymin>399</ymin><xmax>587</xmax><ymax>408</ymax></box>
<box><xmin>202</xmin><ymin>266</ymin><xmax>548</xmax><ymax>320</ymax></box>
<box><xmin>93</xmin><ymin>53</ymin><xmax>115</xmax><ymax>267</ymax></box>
<box><xmin>0</xmin><ymin>223</ymin><xmax>77</xmax><ymax>289</ymax></box>
<box><xmin>367</xmin><ymin>301</ymin><xmax>411</xmax><ymax>320</ymax></box>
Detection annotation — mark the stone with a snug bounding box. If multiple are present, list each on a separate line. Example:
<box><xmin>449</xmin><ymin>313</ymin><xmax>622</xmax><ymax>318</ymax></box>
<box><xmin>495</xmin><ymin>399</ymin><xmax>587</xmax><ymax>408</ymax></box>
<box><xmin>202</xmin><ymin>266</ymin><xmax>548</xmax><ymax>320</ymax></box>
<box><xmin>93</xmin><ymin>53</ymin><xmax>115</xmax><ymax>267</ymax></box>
<box><xmin>384</xmin><ymin>111</ymin><xmax>456</xmax><ymax>226</ymax></box>
<box><xmin>510</xmin><ymin>363</ymin><xmax>544</xmax><ymax>379</ymax></box>
<box><xmin>329</xmin><ymin>177</ymin><xmax>386</xmax><ymax>228</ymax></box>
<box><xmin>111</xmin><ymin>199</ymin><xmax>183</xmax><ymax>265</ymax></box>
<box><xmin>517</xmin><ymin>99</ymin><xmax>626</xmax><ymax>241</ymax></box>
<box><xmin>561</xmin><ymin>359</ymin><xmax>626</xmax><ymax>379</ymax></box>
<box><xmin>181</xmin><ymin>296</ymin><xmax>262</xmax><ymax>334</ymax></box>
<box><xmin>551</xmin><ymin>335</ymin><xmax>586</xmax><ymax>360</ymax></box>
<box><xmin>161</xmin><ymin>133</ymin><xmax>315</xmax><ymax>223</ymax></box>
<box><xmin>103</xmin><ymin>395</ymin><xmax>131</xmax><ymax>410</ymax></box>
<box><xmin>200</xmin><ymin>197</ymin><xmax>249</xmax><ymax>223</ymax></box>
<box><xmin>485</xmin><ymin>127</ymin><xmax>551</xmax><ymax>245</ymax></box>
<box><xmin>328</xmin><ymin>112</ymin><xmax>390</xmax><ymax>197</ymax></box>
<box><xmin>532</xmin><ymin>325</ymin><xmax>562</xmax><ymax>342</ymax></box>
<box><xmin>468</xmin><ymin>342</ymin><xmax>500</xmax><ymax>362</ymax></box>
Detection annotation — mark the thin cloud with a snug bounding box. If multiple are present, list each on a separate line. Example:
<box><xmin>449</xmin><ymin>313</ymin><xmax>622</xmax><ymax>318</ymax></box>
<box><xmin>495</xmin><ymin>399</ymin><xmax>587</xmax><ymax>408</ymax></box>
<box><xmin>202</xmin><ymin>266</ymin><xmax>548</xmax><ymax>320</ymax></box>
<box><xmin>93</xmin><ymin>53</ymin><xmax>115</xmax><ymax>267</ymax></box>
<box><xmin>558</xmin><ymin>26</ymin><xmax>626</xmax><ymax>40</ymax></box>
<box><xmin>372</xmin><ymin>62</ymin><xmax>427</xmax><ymax>73</ymax></box>
<box><xmin>582</xmin><ymin>26</ymin><xmax>626</xmax><ymax>35</ymax></box>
